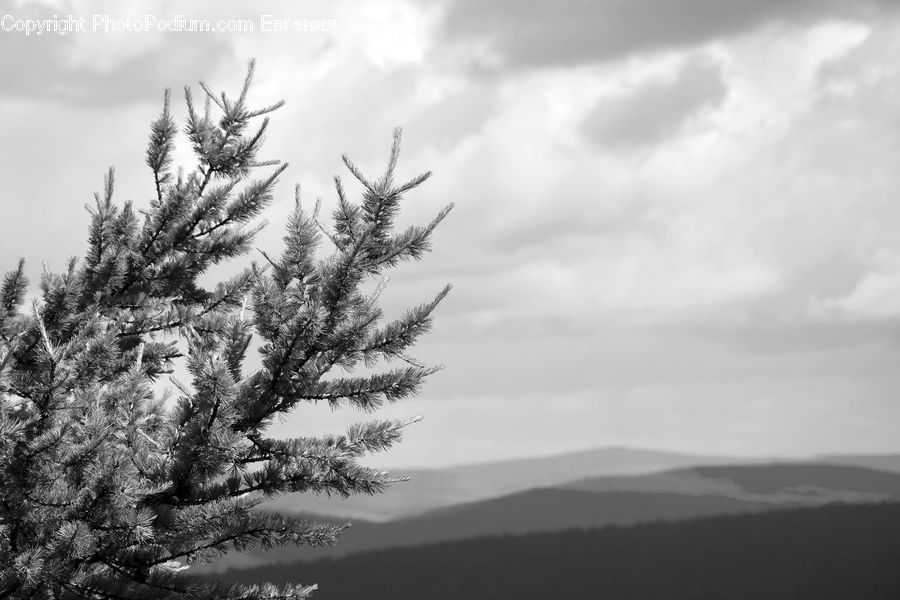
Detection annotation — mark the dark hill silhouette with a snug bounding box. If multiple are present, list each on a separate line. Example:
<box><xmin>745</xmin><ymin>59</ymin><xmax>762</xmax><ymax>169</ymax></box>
<box><xmin>201</xmin><ymin>462</ymin><xmax>900</xmax><ymax>572</ymax></box>
<box><xmin>564</xmin><ymin>462</ymin><xmax>900</xmax><ymax>503</ymax></box>
<box><xmin>260</xmin><ymin>446</ymin><xmax>741</xmax><ymax>521</ymax></box>
<box><xmin>259</xmin><ymin>449</ymin><xmax>900</xmax><ymax>522</ymax></box>
<box><xmin>241</xmin><ymin>490</ymin><xmax>783</xmax><ymax>566</ymax></box>
<box><xmin>689</xmin><ymin>463</ymin><xmax>900</xmax><ymax>496</ymax></box>
<box><xmin>212</xmin><ymin>502</ymin><xmax>900</xmax><ymax>600</ymax></box>
<box><xmin>815</xmin><ymin>453</ymin><xmax>900</xmax><ymax>474</ymax></box>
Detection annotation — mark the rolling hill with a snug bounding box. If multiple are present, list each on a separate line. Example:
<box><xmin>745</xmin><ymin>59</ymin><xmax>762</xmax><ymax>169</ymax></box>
<box><xmin>564</xmin><ymin>462</ymin><xmax>900</xmax><ymax>503</ymax></box>
<box><xmin>238</xmin><ymin>490</ymin><xmax>783</xmax><ymax>566</ymax></box>
<box><xmin>814</xmin><ymin>453</ymin><xmax>900</xmax><ymax>474</ymax></box>
<box><xmin>259</xmin><ymin>446</ymin><xmax>750</xmax><ymax>521</ymax></box>
<box><xmin>200</xmin><ymin>461</ymin><xmax>900</xmax><ymax>572</ymax></box>
<box><xmin>211</xmin><ymin>502</ymin><xmax>900</xmax><ymax>599</ymax></box>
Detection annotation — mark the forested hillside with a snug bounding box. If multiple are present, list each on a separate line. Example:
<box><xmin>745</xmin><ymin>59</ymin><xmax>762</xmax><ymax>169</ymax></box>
<box><xmin>212</xmin><ymin>502</ymin><xmax>900</xmax><ymax>600</ymax></box>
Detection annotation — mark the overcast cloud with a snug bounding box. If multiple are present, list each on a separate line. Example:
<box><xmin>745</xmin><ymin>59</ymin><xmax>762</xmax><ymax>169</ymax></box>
<box><xmin>2</xmin><ymin>0</ymin><xmax>900</xmax><ymax>468</ymax></box>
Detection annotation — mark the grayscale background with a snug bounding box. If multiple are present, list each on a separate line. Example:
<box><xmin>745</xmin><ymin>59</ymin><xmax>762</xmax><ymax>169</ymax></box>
<box><xmin>3</xmin><ymin>0</ymin><xmax>900</xmax><ymax>471</ymax></box>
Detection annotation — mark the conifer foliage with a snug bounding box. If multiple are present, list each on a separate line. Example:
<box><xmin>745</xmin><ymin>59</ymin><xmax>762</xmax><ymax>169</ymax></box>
<box><xmin>0</xmin><ymin>60</ymin><xmax>452</xmax><ymax>599</ymax></box>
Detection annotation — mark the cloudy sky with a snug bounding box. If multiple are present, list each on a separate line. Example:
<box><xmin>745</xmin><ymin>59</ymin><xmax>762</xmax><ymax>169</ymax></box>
<box><xmin>3</xmin><ymin>0</ymin><xmax>900</xmax><ymax>468</ymax></box>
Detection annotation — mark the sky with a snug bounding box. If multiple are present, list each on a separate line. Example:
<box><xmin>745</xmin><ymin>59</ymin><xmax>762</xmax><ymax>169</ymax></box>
<box><xmin>2</xmin><ymin>0</ymin><xmax>900</xmax><ymax>468</ymax></box>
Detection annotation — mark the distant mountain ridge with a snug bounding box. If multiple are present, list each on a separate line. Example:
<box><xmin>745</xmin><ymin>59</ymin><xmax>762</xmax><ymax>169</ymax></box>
<box><xmin>199</xmin><ymin>460</ymin><xmax>900</xmax><ymax>573</ymax></box>
<box><xmin>815</xmin><ymin>453</ymin><xmax>900</xmax><ymax>474</ymax></box>
<box><xmin>261</xmin><ymin>447</ymin><xmax>900</xmax><ymax>521</ymax></box>
<box><xmin>565</xmin><ymin>462</ymin><xmax>900</xmax><ymax>503</ymax></box>
<box><xmin>226</xmin><ymin>490</ymin><xmax>787</xmax><ymax>567</ymax></box>
<box><xmin>260</xmin><ymin>446</ymin><xmax>757</xmax><ymax>521</ymax></box>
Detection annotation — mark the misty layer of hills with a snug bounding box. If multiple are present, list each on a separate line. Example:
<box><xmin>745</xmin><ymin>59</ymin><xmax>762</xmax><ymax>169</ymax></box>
<box><xmin>259</xmin><ymin>447</ymin><xmax>760</xmax><ymax>522</ymax></box>
<box><xmin>259</xmin><ymin>447</ymin><xmax>900</xmax><ymax>522</ymax></box>
<box><xmin>204</xmin><ymin>448</ymin><xmax>900</xmax><ymax>598</ymax></box>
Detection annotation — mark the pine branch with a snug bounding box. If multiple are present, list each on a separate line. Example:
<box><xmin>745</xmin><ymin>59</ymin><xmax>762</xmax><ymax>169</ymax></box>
<box><xmin>0</xmin><ymin>61</ymin><xmax>451</xmax><ymax>599</ymax></box>
<box><xmin>289</xmin><ymin>365</ymin><xmax>441</xmax><ymax>410</ymax></box>
<box><xmin>147</xmin><ymin>88</ymin><xmax>178</xmax><ymax>205</ymax></box>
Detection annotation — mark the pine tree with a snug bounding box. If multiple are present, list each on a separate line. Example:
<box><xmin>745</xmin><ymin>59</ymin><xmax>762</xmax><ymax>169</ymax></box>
<box><xmin>0</xmin><ymin>60</ymin><xmax>452</xmax><ymax>599</ymax></box>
